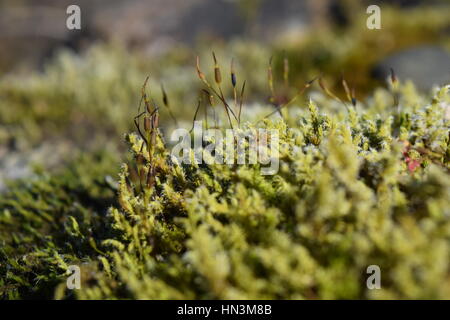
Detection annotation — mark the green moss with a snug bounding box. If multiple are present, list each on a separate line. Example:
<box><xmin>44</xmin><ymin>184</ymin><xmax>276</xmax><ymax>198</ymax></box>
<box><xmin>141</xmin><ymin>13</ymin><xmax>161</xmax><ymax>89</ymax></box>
<box><xmin>2</xmin><ymin>80</ymin><xmax>448</xmax><ymax>300</ymax></box>
<box><xmin>1</xmin><ymin>27</ymin><xmax>449</xmax><ymax>299</ymax></box>
<box><xmin>0</xmin><ymin>151</ymin><xmax>120</xmax><ymax>299</ymax></box>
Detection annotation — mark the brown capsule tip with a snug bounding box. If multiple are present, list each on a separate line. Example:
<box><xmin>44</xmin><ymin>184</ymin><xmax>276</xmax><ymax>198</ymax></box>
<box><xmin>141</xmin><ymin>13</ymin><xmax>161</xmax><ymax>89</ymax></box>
<box><xmin>145</xmin><ymin>102</ymin><xmax>152</xmax><ymax>114</ymax></box>
<box><xmin>231</xmin><ymin>58</ymin><xmax>236</xmax><ymax>87</ymax></box>
<box><xmin>214</xmin><ymin>67</ymin><xmax>222</xmax><ymax>84</ymax></box>
<box><xmin>231</xmin><ymin>73</ymin><xmax>237</xmax><ymax>87</ymax></box>
<box><xmin>152</xmin><ymin>112</ymin><xmax>159</xmax><ymax>129</ymax></box>
<box><xmin>390</xmin><ymin>68</ymin><xmax>397</xmax><ymax>83</ymax></box>
<box><xmin>144</xmin><ymin>116</ymin><xmax>151</xmax><ymax>132</ymax></box>
<box><xmin>161</xmin><ymin>85</ymin><xmax>168</xmax><ymax>106</ymax></box>
<box><xmin>196</xmin><ymin>56</ymin><xmax>205</xmax><ymax>80</ymax></box>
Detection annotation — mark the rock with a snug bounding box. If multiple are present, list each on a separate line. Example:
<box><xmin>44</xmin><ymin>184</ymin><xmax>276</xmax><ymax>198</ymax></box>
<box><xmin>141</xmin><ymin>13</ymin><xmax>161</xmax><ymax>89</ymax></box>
<box><xmin>0</xmin><ymin>0</ymin><xmax>311</xmax><ymax>72</ymax></box>
<box><xmin>0</xmin><ymin>141</ymin><xmax>71</xmax><ymax>192</ymax></box>
<box><xmin>372</xmin><ymin>46</ymin><xmax>450</xmax><ymax>91</ymax></box>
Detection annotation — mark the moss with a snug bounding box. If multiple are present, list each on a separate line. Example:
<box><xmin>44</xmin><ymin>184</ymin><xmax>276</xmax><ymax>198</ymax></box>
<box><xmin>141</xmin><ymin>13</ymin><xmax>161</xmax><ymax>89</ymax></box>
<box><xmin>1</xmin><ymin>26</ymin><xmax>449</xmax><ymax>299</ymax></box>
<box><xmin>2</xmin><ymin>78</ymin><xmax>448</xmax><ymax>299</ymax></box>
<box><xmin>0</xmin><ymin>151</ymin><xmax>120</xmax><ymax>299</ymax></box>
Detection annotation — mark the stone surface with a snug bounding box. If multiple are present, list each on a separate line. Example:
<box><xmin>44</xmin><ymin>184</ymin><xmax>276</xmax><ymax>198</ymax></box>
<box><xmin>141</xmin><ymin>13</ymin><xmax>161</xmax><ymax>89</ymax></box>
<box><xmin>0</xmin><ymin>141</ymin><xmax>72</xmax><ymax>192</ymax></box>
<box><xmin>372</xmin><ymin>46</ymin><xmax>450</xmax><ymax>91</ymax></box>
<box><xmin>0</xmin><ymin>0</ymin><xmax>310</xmax><ymax>72</ymax></box>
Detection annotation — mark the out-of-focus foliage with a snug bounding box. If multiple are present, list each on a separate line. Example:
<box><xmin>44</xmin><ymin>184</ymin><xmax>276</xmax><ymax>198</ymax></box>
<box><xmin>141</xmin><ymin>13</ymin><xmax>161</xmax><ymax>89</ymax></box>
<box><xmin>1</xmin><ymin>80</ymin><xmax>449</xmax><ymax>299</ymax></box>
<box><xmin>273</xmin><ymin>5</ymin><xmax>450</xmax><ymax>97</ymax></box>
<box><xmin>0</xmin><ymin>44</ymin><xmax>148</xmax><ymax>149</ymax></box>
<box><xmin>0</xmin><ymin>41</ymin><xmax>271</xmax><ymax>150</ymax></box>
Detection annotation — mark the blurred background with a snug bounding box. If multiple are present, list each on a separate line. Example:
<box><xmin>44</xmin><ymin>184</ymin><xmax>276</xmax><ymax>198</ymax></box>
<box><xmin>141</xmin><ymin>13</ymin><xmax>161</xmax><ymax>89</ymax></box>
<box><xmin>0</xmin><ymin>0</ymin><xmax>449</xmax><ymax>190</ymax></box>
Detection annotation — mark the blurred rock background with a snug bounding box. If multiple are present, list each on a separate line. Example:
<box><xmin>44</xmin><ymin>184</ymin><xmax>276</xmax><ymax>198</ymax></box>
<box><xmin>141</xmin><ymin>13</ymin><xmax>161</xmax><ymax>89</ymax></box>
<box><xmin>1</xmin><ymin>0</ymin><xmax>449</xmax><ymax>88</ymax></box>
<box><xmin>1</xmin><ymin>0</ymin><xmax>311</xmax><ymax>72</ymax></box>
<box><xmin>1</xmin><ymin>0</ymin><xmax>447</xmax><ymax>71</ymax></box>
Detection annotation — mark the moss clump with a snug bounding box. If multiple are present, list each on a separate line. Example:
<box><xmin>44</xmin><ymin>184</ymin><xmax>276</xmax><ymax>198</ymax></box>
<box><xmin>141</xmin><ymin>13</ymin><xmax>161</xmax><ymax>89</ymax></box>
<box><xmin>0</xmin><ymin>151</ymin><xmax>120</xmax><ymax>299</ymax></box>
<box><xmin>3</xmin><ymin>80</ymin><xmax>448</xmax><ymax>299</ymax></box>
